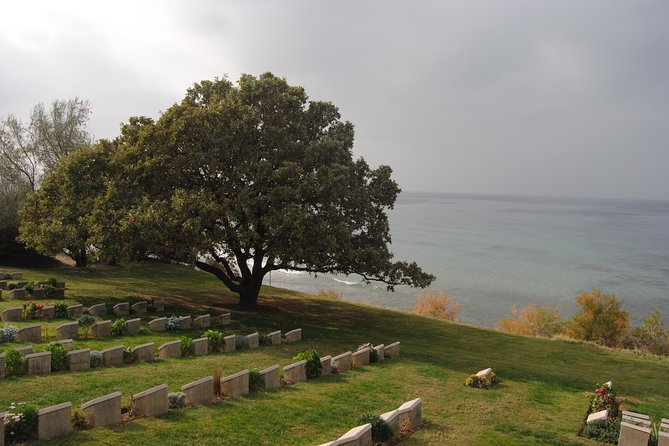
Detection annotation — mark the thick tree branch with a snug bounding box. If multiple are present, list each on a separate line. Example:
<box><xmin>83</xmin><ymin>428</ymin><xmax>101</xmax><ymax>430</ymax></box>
<box><xmin>195</xmin><ymin>260</ymin><xmax>241</xmax><ymax>292</ymax></box>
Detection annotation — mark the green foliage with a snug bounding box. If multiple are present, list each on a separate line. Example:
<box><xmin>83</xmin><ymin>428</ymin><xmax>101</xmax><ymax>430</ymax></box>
<box><xmin>357</xmin><ymin>413</ymin><xmax>393</xmax><ymax>442</ymax></box>
<box><xmin>0</xmin><ymin>324</ymin><xmax>18</xmax><ymax>343</ymax></box>
<box><xmin>4</xmin><ymin>349</ymin><xmax>25</xmax><ymax>376</ymax></box>
<box><xmin>3</xmin><ymin>404</ymin><xmax>38</xmax><ymax>443</ymax></box>
<box><xmin>44</xmin><ymin>342</ymin><xmax>68</xmax><ymax>371</ymax></box>
<box><xmin>581</xmin><ymin>421</ymin><xmax>620</xmax><ymax>444</ymax></box>
<box><xmin>294</xmin><ymin>348</ymin><xmax>322</xmax><ymax>379</ymax></box>
<box><xmin>203</xmin><ymin>329</ymin><xmax>224</xmax><ymax>353</ymax></box>
<box><xmin>89</xmin><ymin>350</ymin><xmax>102</xmax><ymax>368</ymax></box>
<box><xmin>465</xmin><ymin>371</ymin><xmax>500</xmax><ymax>390</ymax></box>
<box><xmin>54</xmin><ymin>302</ymin><xmax>68</xmax><ymax>318</ymax></box>
<box><xmin>590</xmin><ymin>382</ymin><xmax>619</xmax><ymax>417</ymax></box>
<box><xmin>567</xmin><ymin>289</ymin><xmax>630</xmax><ymax>348</ymax></box>
<box><xmin>89</xmin><ymin>73</ymin><xmax>434</xmax><ymax>306</ymax></box>
<box><xmin>45</xmin><ymin>276</ymin><xmax>58</xmax><ymax>287</ymax></box>
<box><xmin>630</xmin><ymin>311</ymin><xmax>669</xmax><ymax>356</ymax></box>
<box><xmin>496</xmin><ymin>304</ymin><xmax>565</xmax><ymax>337</ymax></box>
<box><xmin>179</xmin><ymin>336</ymin><xmax>194</xmax><ymax>356</ymax></box>
<box><xmin>22</xmin><ymin>301</ymin><xmax>44</xmax><ymax>320</ymax></box>
<box><xmin>123</xmin><ymin>346</ymin><xmax>135</xmax><ymax>364</ymax></box>
<box><xmin>71</xmin><ymin>409</ymin><xmax>89</xmax><ymax>430</ymax></box>
<box><xmin>249</xmin><ymin>369</ymin><xmax>261</xmax><ymax>391</ymax></box>
<box><xmin>259</xmin><ymin>333</ymin><xmax>272</xmax><ymax>346</ymax></box>
<box><xmin>24</xmin><ymin>282</ymin><xmax>34</xmax><ymax>294</ymax></box>
<box><xmin>369</xmin><ymin>346</ymin><xmax>379</xmax><ymax>363</ymax></box>
<box><xmin>78</xmin><ymin>313</ymin><xmax>95</xmax><ymax>326</ymax></box>
<box><xmin>43</xmin><ymin>283</ymin><xmax>56</xmax><ymax>299</ymax></box>
<box><xmin>111</xmin><ymin>318</ymin><xmax>129</xmax><ymax>336</ymax></box>
<box><xmin>235</xmin><ymin>334</ymin><xmax>249</xmax><ymax>350</ymax></box>
<box><xmin>168</xmin><ymin>392</ymin><xmax>186</xmax><ymax>409</ymax></box>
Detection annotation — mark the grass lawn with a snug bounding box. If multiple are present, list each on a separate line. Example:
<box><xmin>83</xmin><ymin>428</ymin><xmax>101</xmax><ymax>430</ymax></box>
<box><xmin>1</xmin><ymin>262</ymin><xmax>668</xmax><ymax>445</ymax></box>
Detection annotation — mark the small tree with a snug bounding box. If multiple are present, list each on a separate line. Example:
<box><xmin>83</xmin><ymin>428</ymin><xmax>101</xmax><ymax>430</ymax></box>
<box><xmin>567</xmin><ymin>289</ymin><xmax>630</xmax><ymax>347</ymax></box>
<box><xmin>630</xmin><ymin>311</ymin><xmax>669</xmax><ymax>356</ymax></box>
<box><xmin>496</xmin><ymin>304</ymin><xmax>564</xmax><ymax>337</ymax></box>
<box><xmin>413</xmin><ymin>291</ymin><xmax>460</xmax><ymax>320</ymax></box>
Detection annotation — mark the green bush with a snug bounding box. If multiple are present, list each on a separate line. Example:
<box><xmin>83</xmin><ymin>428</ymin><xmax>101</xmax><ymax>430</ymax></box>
<box><xmin>249</xmin><ymin>368</ymin><xmax>261</xmax><ymax>391</ymax></box>
<box><xmin>43</xmin><ymin>283</ymin><xmax>56</xmax><ymax>299</ymax></box>
<box><xmin>357</xmin><ymin>413</ymin><xmax>393</xmax><ymax>442</ymax></box>
<box><xmin>235</xmin><ymin>335</ymin><xmax>249</xmax><ymax>350</ymax></box>
<box><xmin>44</xmin><ymin>342</ymin><xmax>68</xmax><ymax>371</ymax></box>
<box><xmin>370</xmin><ymin>347</ymin><xmax>379</xmax><ymax>363</ymax></box>
<box><xmin>22</xmin><ymin>301</ymin><xmax>44</xmax><ymax>320</ymax></box>
<box><xmin>123</xmin><ymin>347</ymin><xmax>135</xmax><ymax>364</ymax></box>
<box><xmin>45</xmin><ymin>276</ymin><xmax>58</xmax><ymax>287</ymax></box>
<box><xmin>111</xmin><ymin>318</ymin><xmax>128</xmax><ymax>336</ymax></box>
<box><xmin>180</xmin><ymin>336</ymin><xmax>194</xmax><ymax>356</ymax></box>
<box><xmin>54</xmin><ymin>302</ymin><xmax>68</xmax><ymax>319</ymax></box>
<box><xmin>203</xmin><ymin>330</ymin><xmax>225</xmax><ymax>353</ymax></box>
<box><xmin>0</xmin><ymin>324</ymin><xmax>19</xmax><ymax>343</ymax></box>
<box><xmin>78</xmin><ymin>314</ymin><xmax>96</xmax><ymax>326</ymax></box>
<box><xmin>4</xmin><ymin>349</ymin><xmax>26</xmax><ymax>376</ymax></box>
<box><xmin>168</xmin><ymin>392</ymin><xmax>186</xmax><ymax>409</ymax></box>
<box><xmin>71</xmin><ymin>409</ymin><xmax>89</xmax><ymax>430</ymax></box>
<box><xmin>294</xmin><ymin>348</ymin><xmax>322</xmax><ymax>379</ymax></box>
<box><xmin>90</xmin><ymin>350</ymin><xmax>102</xmax><ymax>368</ymax></box>
<box><xmin>581</xmin><ymin>420</ymin><xmax>620</xmax><ymax>444</ymax></box>
<box><xmin>464</xmin><ymin>371</ymin><xmax>500</xmax><ymax>389</ymax></box>
<box><xmin>259</xmin><ymin>333</ymin><xmax>272</xmax><ymax>346</ymax></box>
<box><xmin>4</xmin><ymin>404</ymin><xmax>38</xmax><ymax>443</ymax></box>
<box><xmin>24</xmin><ymin>282</ymin><xmax>34</xmax><ymax>295</ymax></box>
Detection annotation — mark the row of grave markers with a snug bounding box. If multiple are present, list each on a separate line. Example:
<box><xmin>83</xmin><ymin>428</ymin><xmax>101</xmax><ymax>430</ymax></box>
<box><xmin>0</xmin><ymin>337</ymin><xmax>400</xmax><ymax>442</ymax></box>
<box><xmin>1</xmin><ymin>299</ymin><xmax>162</xmax><ymax>323</ymax></box>
<box><xmin>317</xmin><ymin>396</ymin><xmax>422</xmax><ymax>446</ymax></box>
<box><xmin>0</xmin><ymin>328</ymin><xmax>303</xmax><ymax>379</ymax></box>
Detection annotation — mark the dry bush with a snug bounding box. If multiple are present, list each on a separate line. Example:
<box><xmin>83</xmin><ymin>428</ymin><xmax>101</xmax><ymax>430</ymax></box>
<box><xmin>317</xmin><ymin>288</ymin><xmax>342</xmax><ymax>299</ymax></box>
<box><xmin>629</xmin><ymin>310</ymin><xmax>669</xmax><ymax>356</ymax></box>
<box><xmin>413</xmin><ymin>291</ymin><xmax>460</xmax><ymax>321</ymax></box>
<box><xmin>567</xmin><ymin>289</ymin><xmax>630</xmax><ymax>348</ymax></box>
<box><xmin>496</xmin><ymin>304</ymin><xmax>565</xmax><ymax>338</ymax></box>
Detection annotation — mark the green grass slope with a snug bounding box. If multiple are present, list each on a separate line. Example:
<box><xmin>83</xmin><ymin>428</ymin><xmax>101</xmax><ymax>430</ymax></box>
<box><xmin>1</xmin><ymin>262</ymin><xmax>668</xmax><ymax>445</ymax></box>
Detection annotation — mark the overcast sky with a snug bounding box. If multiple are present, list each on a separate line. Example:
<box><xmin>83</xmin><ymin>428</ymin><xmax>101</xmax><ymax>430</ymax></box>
<box><xmin>2</xmin><ymin>1</ymin><xmax>668</xmax><ymax>200</ymax></box>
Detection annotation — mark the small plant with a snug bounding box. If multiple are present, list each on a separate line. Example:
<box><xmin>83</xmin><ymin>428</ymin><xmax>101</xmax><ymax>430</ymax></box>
<box><xmin>22</xmin><ymin>301</ymin><xmax>44</xmax><ymax>320</ymax></box>
<box><xmin>111</xmin><ymin>318</ymin><xmax>129</xmax><ymax>336</ymax></box>
<box><xmin>90</xmin><ymin>350</ymin><xmax>102</xmax><ymax>368</ymax></box>
<box><xmin>357</xmin><ymin>413</ymin><xmax>394</xmax><ymax>442</ymax></box>
<box><xmin>180</xmin><ymin>336</ymin><xmax>194</xmax><ymax>356</ymax></box>
<box><xmin>464</xmin><ymin>371</ymin><xmax>500</xmax><ymax>389</ymax></box>
<box><xmin>4</xmin><ymin>349</ymin><xmax>26</xmax><ymax>376</ymax></box>
<box><xmin>8</xmin><ymin>283</ymin><xmax>16</xmax><ymax>290</ymax></box>
<box><xmin>44</xmin><ymin>342</ymin><xmax>68</xmax><ymax>371</ymax></box>
<box><xmin>0</xmin><ymin>324</ymin><xmax>19</xmax><ymax>343</ymax></box>
<box><xmin>43</xmin><ymin>284</ymin><xmax>56</xmax><ymax>299</ymax></box>
<box><xmin>71</xmin><ymin>409</ymin><xmax>89</xmax><ymax>430</ymax></box>
<box><xmin>166</xmin><ymin>315</ymin><xmax>189</xmax><ymax>331</ymax></box>
<box><xmin>213</xmin><ymin>370</ymin><xmax>222</xmax><ymax>397</ymax></box>
<box><xmin>317</xmin><ymin>288</ymin><xmax>343</xmax><ymax>299</ymax></box>
<box><xmin>123</xmin><ymin>347</ymin><xmax>136</xmax><ymax>364</ymax></box>
<box><xmin>259</xmin><ymin>333</ymin><xmax>272</xmax><ymax>346</ymax></box>
<box><xmin>235</xmin><ymin>334</ymin><xmax>249</xmax><ymax>350</ymax></box>
<box><xmin>3</xmin><ymin>404</ymin><xmax>38</xmax><ymax>443</ymax></box>
<box><xmin>78</xmin><ymin>314</ymin><xmax>96</xmax><ymax>326</ymax></box>
<box><xmin>581</xmin><ymin>420</ymin><xmax>620</xmax><ymax>444</ymax></box>
<box><xmin>370</xmin><ymin>346</ymin><xmax>379</xmax><ymax>363</ymax></box>
<box><xmin>139</xmin><ymin>327</ymin><xmax>150</xmax><ymax>335</ymax></box>
<box><xmin>204</xmin><ymin>329</ymin><xmax>225</xmax><ymax>353</ymax></box>
<box><xmin>24</xmin><ymin>282</ymin><xmax>34</xmax><ymax>295</ymax></box>
<box><xmin>54</xmin><ymin>302</ymin><xmax>68</xmax><ymax>318</ymax></box>
<box><xmin>249</xmin><ymin>369</ymin><xmax>261</xmax><ymax>391</ymax></box>
<box><xmin>294</xmin><ymin>348</ymin><xmax>322</xmax><ymax>379</ymax></box>
<box><xmin>168</xmin><ymin>392</ymin><xmax>186</xmax><ymax>409</ymax></box>
<box><xmin>590</xmin><ymin>382</ymin><xmax>619</xmax><ymax>418</ymax></box>
<box><xmin>45</xmin><ymin>276</ymin><xmax>58</xmax><ymax>287</ymax></box>
<box><xmin>331</xmin><ymin>360</ymin><xmax>339</xmax><ymax>374</ymax></box>
<box><xmin>413</xmin><ymin>291</ymin><xmax>460</xmax><ymax>320</ymax></box>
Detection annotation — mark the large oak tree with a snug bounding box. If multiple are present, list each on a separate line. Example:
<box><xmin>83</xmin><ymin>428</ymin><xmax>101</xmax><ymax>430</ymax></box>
<box><xmin>98</xmin><ymin>73</ymin><xmax>435</xmax><ymax>306</ymax></box>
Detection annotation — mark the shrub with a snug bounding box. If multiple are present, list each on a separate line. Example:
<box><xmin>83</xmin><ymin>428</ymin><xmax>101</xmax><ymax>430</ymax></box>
<box><xmin>0</xmin><ymin>324</ymin><xmax>18</xmax><ymax>343</ymax></box>
<box><xmin>54</xmin><ymin>302</ymin><xmax>68</xmax><ymax>319</ymax></box>
<box><xmin>259</xmin><ymin>333</ymin><xmax>272</xmax><ymax>346</ymax></box>
<box><xmin>590</xmin><ymin>382</ymin><xmax>619</xmax><ymax>419</ymax></box>
<box><xmin>581</xmin><ymin>420</ymin><xmax>620</xmax><ymax>444</ymax></box>
<box><xmin>317</xmin><ymin>288</ymin><xmax>342</xmax><ymax>299</ymax></box>
<box><xmin>629</xmin><ymin>311</ymin><xmax>669</xmax><ymax>356</ymax></box>
<box><xmin>294</xmin><ymin>348</ymin><xmax>322</xmax><ymax>379</ymax></box>
<box><xmin>413</xmin><ymin>291</ymin><xmax>460</xmax><ymax>320</ymax></box>
<box><xmin>78</xmin><ymin>314</ymin><xmax>96</xmax><ymax>326</ymax></box>
<box><xmin>4</xmin><ymin>349</ymin><xmax>26</xmax><ymax>376</ymax></box>
<box><xmin>71</xmin><ymin>409</ymin><xmax>89</xmax><ymax>430</ymax></box>
<box><xmin>213</xmin><ymin>370</ymin><xmax>222</xmax><ymax>397</ymax></box>
<box><xmin>4</xmin><ymin>404</ymin><xmax>38</xmax><ymax>443</ymax></box>
<box><xmin>179</xmin><ymin>336</ymin><xmax>194</xmax><ymax>356</ymax></box>
<box><xmin>123</xmin><ymin>347</ymin><xmax>136</xmax><ymax>364</ymax></box>
<box><xmin>24</xmin><ymin>282</ymin><xmax>34</xmax><ymax>295</ymax></box>
<box><xmin>331</xmin><ymin>360</ymin><xmax>339</xmax><ymax>374</ymax></box>
<box><xmin>567</xmin><ymin>289</ymin><xmax>630</xmax><ymax>348</ymax></box>
<box><xmin>496</xmin><ymin>304</ymin><xmax>565</xmax><ymax>337</ymax></box>
<box><xmin>111</xmin><ymin>318</ymin><xmax>128</xmax><ymax>336</ymax></box>
<box><xmin>168</xmin><ymin>392</ymin><xmax>186</xmax><ymax>409</ymax></box>
<box><xmin>45</xmin><ymin>276</ymin><xmax>58</xmax><ymax>287</ymax></box>
<box><xmin>43</xmin><ymin>284</ymin><xmax>56</xmax><ymax>299</ymax></box>
<box><xmin>464</xmin><ymin>371</ymin><xmax>500</xmax><ymax>389</ymax></box>
<box><xmin>235</xmin><ymin>335</ymin><xmax>249</xmax><ymax>350</ymax></box>
<box><xmin>249</xmin><ymin>369</ymin><xmax>261</xmax><ymax>391</ymax></box>
<box><xmin>90</xmin><ymin>350</ymin><xmax>102</xmax><ymax>368</ymax></box>
<box><xmin>357</xmin><ymin>413</ymin><xmax>393</xmax><ymax>442</ymax></box>
<box><xmin>369</xmin><ymin>346</ymin><xmax>379</xmax><ymax>363</ymax></box>
<box><xmin>22</xmin><ymin>301</ymin><xmax>44</xmax><ymax>320</ymax></box>
<box><xmin>44</xmin><ymin>342</ymin><xmax>68</xmax><ymax>371</ymax></box>
<box><xmin>203</xmin><ymin>330</ymin><xmax>225</xmax><ymax>353</ymax></box>
<box><xmin>166</xmin><ymin>315</ymin><xmax>189</xmax><ymax>331</ymax></box>
<box><xmin>8</xmin><ymin>283</ymin><xmax>16</xmax><ymax>290</ymax></box>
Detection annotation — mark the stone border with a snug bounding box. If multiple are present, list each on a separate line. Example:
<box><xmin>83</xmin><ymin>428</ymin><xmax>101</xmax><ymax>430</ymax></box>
<box><xmin>26</xmin><ymin>351</ymin><xmax>51</xmax><ymax>375</ymax></box>
<box><xmin>331</xmin><ymin>351</ymin><xmax>352</xmax><ymax>372</ymax></box>
<box><xmin>132</xmin><ymin>383</ymin><xmax>169</xmax><ymax>418</ymax></box>
<box><xmin>158</xmin><ymin>340</ymin><xmax>182</xmax><ymax>359</ymax></box>
<box><xmin>284</xmin><ymin>328</ymin><xmax>301</xmax><ymax>342</ymax></box>
<box><xmin>132</xmin><ymin>342</ymin><xmax>155</xmax><ymax>362</ymax></box>
<box><xmin>81</xmin><ymin>392</ymin><xmax>122</xmax><ymax>428</ymax></box>
<box><xmin>38</xmin><ymin>402</ymin><xmax>73</xmax><ymax>440</ymax></box>
<box><xmin>259</xmin><ymin>364</ymin><xmax>280</xmax><ymax>390</ymax></box>
<box><xmin>385</xmin><ymin>341</ymin><xmax>400</xmax><ymax>358</ymax></box>
<box><xmin>352</xmin><ymin>347</ymin><xmax>370</xmax><ymax>368</ymax></box>
<box><xmin>221</xmin><ymin>369</ymin><xmax>250</xmax><ymax>398</ymax></box>
<box><xmin>283</xmin><ymin>360</ymin><xmax>307</xmax><ymax>384</ymax></box>
<box><xmin>181</xmin><ymin>376</ymin><xmax>214</xmax><ymax>405</ymax></box>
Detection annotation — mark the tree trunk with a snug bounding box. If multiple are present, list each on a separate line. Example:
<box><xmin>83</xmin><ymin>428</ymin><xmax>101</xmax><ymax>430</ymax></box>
<box><xmin>74</xmin><ymin>245</ymin><xmax>87</xmax><ymax>267</ymax></box>
<box><xmin>238</xmin><ymin>277</ymin><xmax>263</xmax><ymax>308</ymax></box>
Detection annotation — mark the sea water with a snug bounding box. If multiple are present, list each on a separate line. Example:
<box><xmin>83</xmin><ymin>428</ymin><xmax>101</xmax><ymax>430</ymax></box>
<box><xmin>264</xmin><ymin>192</ymin><xmax>669</xmax><ymax>327</ymax></box>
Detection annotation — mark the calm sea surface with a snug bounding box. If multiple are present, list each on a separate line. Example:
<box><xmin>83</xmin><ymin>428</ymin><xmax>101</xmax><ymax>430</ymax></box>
<box><xmin>264</xmin><ymin>192</ymin><xmax>669</xmax><ymax>327</ymax></box>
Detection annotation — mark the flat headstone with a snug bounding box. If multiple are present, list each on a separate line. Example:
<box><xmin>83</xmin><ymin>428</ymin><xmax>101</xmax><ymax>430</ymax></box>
<box><xmin>38</xmin><ymin>402</ymin><xmax>73</xmax><ymax>440</ymax></box>
<box><xmin>132</xmin><ymin>383</ymin><xmax>168</xmax><ymax>418</ymax></box>
<box><xmin>67</xmin><ymin>304</ymin><xmax>83</xmax><ymax>318</ymax></box>
<box><xmin>320</xmin><ymin>355</ymin><xmax>332</xmax><ymax>376</ymax></box>
<box><xmin>336</xmin><ymin>423</ymin><xmax>372</xmax><ymax>446</ymax></box>
<box><xmin>192</xmin><ymin>337</ymin><xmax>208</xmax><ymax>355</ymax></box>
<box><xmin>193</xmin><ymin>314</ymin><xmax>210</xmax><ymax>329</ymax></box>
<box><xmin>132</xmin><ymin>343</ymin><xmax>155</xmax><ymax>362</ymax></box>
<box><xmin>211</xmin><ymin>313</ymin><xmax>231</xmax><ymax>326</ymax></box>
<box><xmin>385</xmin><ymin>341</ymin><xmax>400</xmax><ymax>359</ymax></box>
<box><xmin>101</xmin><ymin>345</ymin><xmax>125</xmax><ymax>367</ymax></box>
<box><xmin>66</xmin><ymin>349</ymin><xmax>91</xmax><ymax>371</ymax></box>
<box><xmin>247</xmin><ymin>332</ymin><xmax>259</xmax><ymax>349</ymax></box>
<box><xmin>88</xmin><ymin>303</ymin><xmax>107</xmax><ymax>316</ymax></box>
<box><xmin>586</xmin><ymin>409</ymin><xmax>609</xmax><ymax>424</ymax></box>
<box><xmin>283</xmin><ymin>359</ymin><xmax>307</xmax><ymax>384</ymax></box>
<box><xmin>352</xmin><ymin>347</ymin><xmax>370</xmax><ymax>368</ymax></box>
<box><xmin>220</xmin><ymin>369</ymin><xmax>249</xmax><ymax>398</ymax></box>
<box><xmin>113</xmin><ymin>302</ymin><xmax>129</xmax><ymax>316</ymax></box>
<box><xmin>158</xmin><ymin>340</ymin><xmax>181</xmax><ymax>359</ymax></box>
<box><xmin>1</xmin><ymin>306</ymin><xmax>23</xmax><ymax>321</ymax></box>
<box><xmin>181</xmin><ymin>376</ymin><xmax>213</xmax><ymax>405</ymax></box>
<box><xmin>81</xmin><ymin>392</ymin><xmax>122</xmax><ymax>428</ymax></box>
<box><xmin>26</xmin><ymin>351</ymin><xmax>51</xmax><ymax>375</ymax></box>
<box><xmin>267</xmin><ymin>330</ymin><xmax>281</xmax><ymax>345</ymax></box>
<box><xmin>56</xmin><ymin>321</ymin><xmax>79</xmax><ymax>340</ymax></box>
<box><xmin>476</xmin><ymin>368</ymin><xmax>493</xmax><ymax>379</ymax></box>
<box><xmin>284</xmin><ymin>328</ymin><xmax>301</xmax><ymax>343</ymax></box>
<box><xmin>332</xmin><ymin>351</ymin><xmax>352</xmax><ymax>372</ymax></box>
<box><xmin>18</xmin><ymin>323</ymin><xmax>42</xmax><ymax>342</ymax></box>
<box><xmin>148</xmin><ymin>317</ymin><xmax>167</xmax><ymax>332</ymax></box>
<box><xmin>91</xmin><ymin>320</ymin><xmax>112</xmax><ymax>337</ymax></box>
<box><xmin>224</xmin><ymin>335</ymin><xmax>236</xmax><ymax>353</ymax></box>
<box><xmin>131</xmin><ymin>301</ymin><xmax>147</xmax><ymax>314</ymax></box>
<box><xmin>259</xmin><ymin>364</ymin><xmax>280</xmax><ymax>390</ymax></box>
<box><xmin>127</xmin><ymin>318</ymin><xmax>141</xmax><ymax>335</ymax></box>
